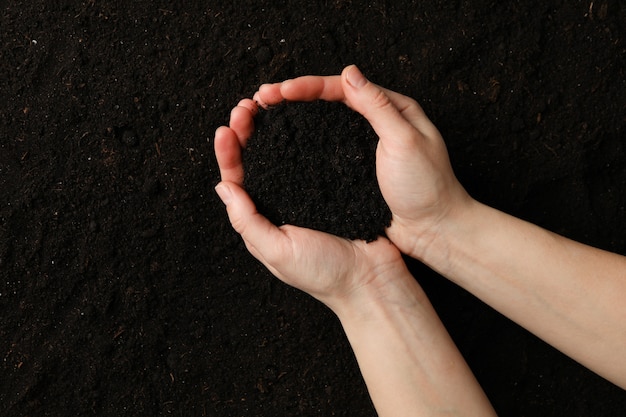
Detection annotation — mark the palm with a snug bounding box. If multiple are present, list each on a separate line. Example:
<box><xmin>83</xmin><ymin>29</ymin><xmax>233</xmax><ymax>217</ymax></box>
<box><xmin>263</xmin><ymin>225</ymin><xmax>402</xmax><ymax>307</ymax></box>
<box><xmin>374</xmin><ymin>126</ymin><xmax>463</xmax><ymax>251</ymax></box>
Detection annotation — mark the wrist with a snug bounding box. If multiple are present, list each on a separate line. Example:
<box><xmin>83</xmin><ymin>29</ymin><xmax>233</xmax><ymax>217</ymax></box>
<box><xmin>388</xmin><ymin>192</ymin><xmax>478</xmax><ymax>269</ymax></box>
<box><xmin>329</xmin><ymin>258</ymin><xmax>427</xmax><ymax>326</ymax></box>
<box><xmin>403</xmin><ymin>194</ymin><xmax>483</xmax><ymax>277</ymax></box>
<box><xmin>412</xmin><ymin>196</ymin><xmax>488</xmax><ymax>279</ymax></box>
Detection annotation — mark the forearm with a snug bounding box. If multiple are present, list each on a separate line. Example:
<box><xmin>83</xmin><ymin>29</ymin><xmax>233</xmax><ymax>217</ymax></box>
<box><xmin>334</xmin><ymin>266</ymin><xmax>496</xmax><ymax>417</ymax></box>
<box><xmin>420</xmin><ymin>199</ymin><xmax>626</xmax><ymax>388</ymax></box>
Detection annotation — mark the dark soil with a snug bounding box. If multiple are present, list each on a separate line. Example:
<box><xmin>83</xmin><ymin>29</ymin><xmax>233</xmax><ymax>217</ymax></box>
<box><xmin>1</xmin><ymin>1</ymin><xmax>625</xmax><ymax>416</ymax></box>
<box><xmin>244</xmin><ymin>101</ymin><xmax>391</xmax><ymax>242</ymax></box>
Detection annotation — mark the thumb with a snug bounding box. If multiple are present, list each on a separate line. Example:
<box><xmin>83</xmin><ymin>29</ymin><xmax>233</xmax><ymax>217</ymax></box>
<box><xmin>341</xmin><ymin>65</ymin><xmax>420</xmax><ymax>145</ymax></box>
<box><xmin>215</xmin><ymin>181</ymin><xmax>284</xmax><ymax>257</ymax></box>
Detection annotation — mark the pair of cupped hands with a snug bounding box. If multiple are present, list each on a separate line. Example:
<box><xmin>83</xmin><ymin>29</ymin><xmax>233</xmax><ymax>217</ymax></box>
<box><xmin>214</xmin><ymin>65</ymin><xmax>470</xmax><ymax>316</ymax></box>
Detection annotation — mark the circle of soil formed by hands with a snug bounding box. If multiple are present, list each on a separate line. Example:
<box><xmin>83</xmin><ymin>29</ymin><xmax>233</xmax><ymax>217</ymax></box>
<box><xmin>244</xmin><ymin>100</ymin><xmax>391</xmax><ymax>242</ymax></box>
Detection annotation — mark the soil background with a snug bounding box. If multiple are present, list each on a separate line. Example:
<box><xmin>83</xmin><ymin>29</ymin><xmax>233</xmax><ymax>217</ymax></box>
<box><xmin>1</xmin><ymin>1</ymin><xmax>625</xmax><ymax>416</ymax></box>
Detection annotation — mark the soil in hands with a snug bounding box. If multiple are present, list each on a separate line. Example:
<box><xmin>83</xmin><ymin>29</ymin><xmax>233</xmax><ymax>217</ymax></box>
<box><xmin>244</xmin><ymin>101</ymin><xmax>391</xmax><ymax>242</ymax></box>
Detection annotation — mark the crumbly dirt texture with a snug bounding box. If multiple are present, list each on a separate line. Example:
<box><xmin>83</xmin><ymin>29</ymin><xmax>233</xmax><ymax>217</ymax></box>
<box><xmin>1</xmin><ymin>1</ymin><xmax>625</xmax><ymax>416</ymax></box>
<box><xmin>244</xmin><ymin>101</ymin><xmax>391</xmax><ymax>241</ymax></box>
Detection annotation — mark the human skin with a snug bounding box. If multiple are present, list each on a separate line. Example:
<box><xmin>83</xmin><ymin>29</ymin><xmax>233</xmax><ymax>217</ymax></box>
<box><xmin>215</xmin><ymin>64</ymin><xmax>626</xmax><ymax>414</ymax></box>
<box><xmin>250</xmin><ymin>65</ymin><xmax>626</xmax><ymax>390</ymax></box>
<box><xmin>214</xmin><ymin>75</ymin><xmax>497</xmax><ymax>414</ymax></box>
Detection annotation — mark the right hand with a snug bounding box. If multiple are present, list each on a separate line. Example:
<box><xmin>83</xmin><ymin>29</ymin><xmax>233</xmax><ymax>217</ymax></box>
<box><xmin>254</xmin><ymin>65</ymin><xmax>473</xmax><ymax>259</ymax></box>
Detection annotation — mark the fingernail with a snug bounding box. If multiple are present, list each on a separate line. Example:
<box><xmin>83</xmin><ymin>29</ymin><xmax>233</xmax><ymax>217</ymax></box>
<box><xmin>215</xmin><ymin>183</ymin><xmax>233</xmax><ymax>205</ymax></box>
<box><xmin>346</xmin><ymin>65</ymin><xmax>367</xmax><ymax>89</ymax></box>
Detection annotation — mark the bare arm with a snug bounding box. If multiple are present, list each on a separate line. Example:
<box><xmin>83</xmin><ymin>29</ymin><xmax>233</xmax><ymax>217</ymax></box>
<box><xmin>335</xmin><ymin>261</ymin><xmax>496</xmax><ymax>417</ymax></box>
<box><xmin>418</xmin><ymin>198</ymin><xmax>626</xmax><ymax>389</ymax></box>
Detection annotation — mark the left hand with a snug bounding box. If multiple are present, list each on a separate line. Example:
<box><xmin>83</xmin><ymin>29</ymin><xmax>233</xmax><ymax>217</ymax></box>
<box><xmin>214</xmin><ymin>98</ymin><xmax>406</xmax><ymax>314</ymax></box>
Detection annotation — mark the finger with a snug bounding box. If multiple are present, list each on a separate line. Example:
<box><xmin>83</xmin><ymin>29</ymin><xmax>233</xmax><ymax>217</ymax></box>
<box><xmin>376</xmin><ymin>86</ymin><xmax>440</xmax><ymax>139</ymax></box>
<box><xmin>280</xmin><ymin>75</ymin><xmax>344</xmax><ymax>102</ymax></box>
<box><xmin>229</xmin><ymin>100</ymin><xmax>257</xmax><ymax>147</ymax></box>
<box><xmin>214</xmin><ymin>126</ymin><xmax>244</xmax><ymax>184</ymax></box>
<box><xmin>333</xmin><ymin>66</ymin><xmax>441</xmax><ymax>141</ymax></box>
<box><xmin>236</xmin><ymin>98</ymin><xmax>259</xmax><ymax>116</ymax></box>
<box><xmin>215</xmin><ymin>181</ymin><xmax>291</xmax><ymax>267</ymax></box>
<box><xmin>341</xmin><ymin>65</ymin><xmax>428</xmax><ymax>149</ymax></box>
<box><xmin>256</xmin><ymin>75</ymin><xmax>345</xmax><ymax>106</ymax></box>
<box><xmin>254</xmin><ymin>83</ymin><xmax>283</xmax><ymax>108</ymax></box>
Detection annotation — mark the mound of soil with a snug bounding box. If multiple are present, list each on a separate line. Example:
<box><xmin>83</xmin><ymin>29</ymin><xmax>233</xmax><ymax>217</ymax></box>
<box><xmin>244</xmin><ymin>101</ymin><xmax>391</xmax><ymax>241</ymax></box>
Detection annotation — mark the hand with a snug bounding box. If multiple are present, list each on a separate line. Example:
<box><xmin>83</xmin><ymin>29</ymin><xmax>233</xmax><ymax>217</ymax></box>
<box><xmin>253</xmin><ymin>65</ymin><xmax>473</xmax><ymax>260</ymax></box>
<box><xmin>214</xmin><ymin>97</ymin><xmax>407</xmax><ymax>315</ymax></box>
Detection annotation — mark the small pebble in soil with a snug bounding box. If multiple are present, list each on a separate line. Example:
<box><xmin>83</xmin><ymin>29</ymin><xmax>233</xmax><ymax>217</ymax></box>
<box><xmin>243</xmin><ymin>100</ymin><xmax>391</xmax><ymax>242</ymax></box>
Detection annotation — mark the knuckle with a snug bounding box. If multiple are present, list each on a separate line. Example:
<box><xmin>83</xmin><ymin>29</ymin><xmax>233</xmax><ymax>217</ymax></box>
<box><xmin>370</xmin><ymin>87</ymin><xmax>393</xmax><ymax>110</ymax></box>
<box><xmin>229</xmin><ymin>213</ymin><xmax>248</xmax><ymax>236</ymax></box>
